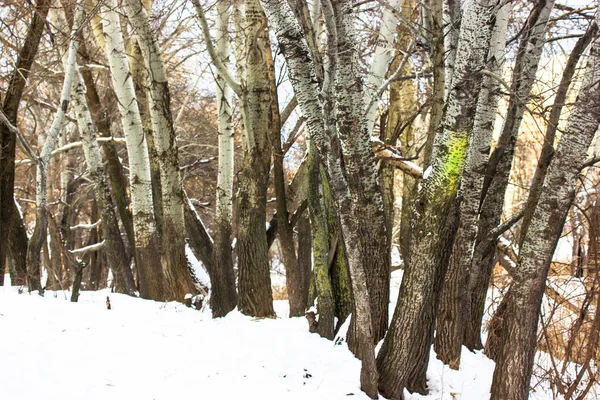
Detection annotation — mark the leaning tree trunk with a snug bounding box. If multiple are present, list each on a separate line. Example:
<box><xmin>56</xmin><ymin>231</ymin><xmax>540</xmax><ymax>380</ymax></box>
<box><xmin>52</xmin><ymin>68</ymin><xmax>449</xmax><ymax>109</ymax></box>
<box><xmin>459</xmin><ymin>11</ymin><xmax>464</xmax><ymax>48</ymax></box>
<box><xmin>261</xmin><ymin>1</ymin><xmax>379</xmax><ymax>396</ymax></box>
<box><xmin>376</xmin><ymin>0</ymin><xmax>498</xmax><ymax>396</ymax></box>
<box><xmin>332</xmin><ymin>0</ymin><xmax>390</xmax><ymax>348</ymax></box>
<box><xmin>464</xmin><ymin>0</ymin><xmax>555</xmax><ymax>351</ymax></box>
<box><xmin>26</xmin><ymin>3</ymin><xmax>83</xmax><ymax>293</ymax></box>
<box><xmin>490</xmin><ymin>14</ymin><xmax>600</xmax><ymax>398</ymax></box>
<box><xmin>265</xmin><ymin>35</ymin><xmax>305</xmax><ymax>318</ymax></box>
<box><xmin>442</xmin><ymin>0</ymin><xmax>461</xmax><ymax>94</ymax></box>
<box><xmin>70</xmin><ymin>71</ymin><xmax>137</xmax><ymax>295</ymax></box>
<box><xmin>0</xmin><ymin>0</ymin><xmax>50</xmax><ymax>286</ymax></box>
<box><xmin>101</xmin><ymin>0</ymin><xmax>166</xmax><ymax>300</ymax></box>
<box><xmin>434</xmin><ymin>2</ymin><xmax>510</xmax><ymax>368</ymax></box>
<box><xmin>122</xmin><ymin>0</ymin><xmax>198</xmax><ymax>301</ymax></box>
<box><xmin>210</xmin><ymin>0</ymin><xmax>237</xmax><ymax>317</ymax></box>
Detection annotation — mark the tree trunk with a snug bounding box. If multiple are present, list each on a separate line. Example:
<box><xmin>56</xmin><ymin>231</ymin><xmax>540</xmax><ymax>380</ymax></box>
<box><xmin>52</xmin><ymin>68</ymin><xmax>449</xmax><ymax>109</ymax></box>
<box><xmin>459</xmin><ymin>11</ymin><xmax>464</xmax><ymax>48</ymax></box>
<box><xmin>306</xmin><ymin>149</ymin><xmax>335</xmax><ymax>339</ymax></box>
<box><xmin>332</xmin><ymin>0</ymin><xmax>390</xmax><ymax>348</ymax></box>
<box><xmin>123</xmin><ymin>0</ymin><xmax>198</xmax><ymax>301</ymax></box>
<box><xmin>209</xmin><ymin>0</ymin><xmax>237</xmax><ymax>318</ymax></box>
<box><xmin>102</xmin><ymin>0</ymin><xmax>166</xmax><ymax>300</ymax></box>
<box><xmin>377</xmin><ymin>0</ymin><xmax>498</xmax><ymax>396</ymax></box>
<box><xmin>491</xmin><ymin>16</ymin><xmax>600</xmax><ymax>398</ymax></box>
<box><xmin>261</xmin><ymin>1</ymin><xmax>379</xmax><ymax>395</ymax></box>
<box><xmin>422</xmin><ymin>0</ymin><xmax>445</xmax><ymax>167</ymax></box>
<box><xmin>26</xmin><ymin>3</ymin><xmax>83</xmax><ymax>293</ymax></box>
<box><xmin>464</xmin><ymin>0</ymin><xmax>554</xmax><ymax>351</ymax></box>
<box><xmin>71</xmin><ymin>72</ymin><xmax>137</xmax><ymax>295</ymax></box>
<box><xmin>0</xmin><ymin>0</ymin><xmax>50</xmax><ymax>286</ymax></box>
<box><xmin>434</xmin><ymin>2</ymin><xmax>510</xmax><ymax>368</ymax></box>
<box><xmin>235</xmin><ymin>0</ymin><xmax>274</xmax><ymax>318</ymax></box>
<box><xmin>7</xmin><ymin>200</ymin><xmax>28</xmax><ymax>286</ymax></box>
<box><xmin>265</xmin><ymin>32</ymin><xmax>304</xmax><ymax>318</ymax></box>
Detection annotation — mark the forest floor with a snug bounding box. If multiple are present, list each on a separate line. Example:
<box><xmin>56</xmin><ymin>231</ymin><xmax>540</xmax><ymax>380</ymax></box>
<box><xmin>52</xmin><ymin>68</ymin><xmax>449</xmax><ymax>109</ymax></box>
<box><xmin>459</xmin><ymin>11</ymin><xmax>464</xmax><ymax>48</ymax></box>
<box><xmin>0</xmin><ymin>269</ymin><xmax>565</xmax><ymax>399</ymax></box>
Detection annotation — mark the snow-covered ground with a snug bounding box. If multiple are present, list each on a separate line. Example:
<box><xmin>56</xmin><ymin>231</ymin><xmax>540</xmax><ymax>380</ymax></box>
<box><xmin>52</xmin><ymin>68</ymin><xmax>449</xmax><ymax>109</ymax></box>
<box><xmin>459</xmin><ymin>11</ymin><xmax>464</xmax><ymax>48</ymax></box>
<box><xmin>0</xmin><ymin>270</ymin><xmax>584</xmax><ymax>399</ymax></box>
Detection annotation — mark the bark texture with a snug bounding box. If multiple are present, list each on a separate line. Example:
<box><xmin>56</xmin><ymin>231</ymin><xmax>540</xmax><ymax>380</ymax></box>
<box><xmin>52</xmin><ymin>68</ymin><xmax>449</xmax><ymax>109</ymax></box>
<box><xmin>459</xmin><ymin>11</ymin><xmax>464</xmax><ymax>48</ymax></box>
<box><xmin>208</xmin><ymin>0</ymin><xmax>237</xmax><ymax>317</ymax></box>
<box><xmin>434</xmin><ymin>2</ymin><xmax>510</xmax><ymax>368</ymax></box>
<box><xmin>123</xmin><ymin>0</ymin><xmax>198</xmax><ymax>301</ymax></box>
<box><xmin>102</xmin><ymin>0</ymin><xmax>166</xmax><ymax>300</ymax></box>
<box><xmin>377</xmin><ymin>0</ymin><xmax>498</xmax><ymax>396</ymax></box>
<box><xmin>491</xmin><ymin>14</ymin><xmax>600</xmax><ymax>398</ymax></box>
<box><xmin>464</xmin><ymin>0</ymin><xmax>555</xmax><ymax>350</ymax></box>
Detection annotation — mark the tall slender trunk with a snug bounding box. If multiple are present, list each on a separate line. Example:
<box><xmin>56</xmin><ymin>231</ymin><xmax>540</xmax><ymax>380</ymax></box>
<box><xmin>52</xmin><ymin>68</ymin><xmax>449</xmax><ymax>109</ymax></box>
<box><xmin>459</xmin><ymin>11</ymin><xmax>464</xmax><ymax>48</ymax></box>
<box><xmin>71</xmin><ymin>72</ymin><xmax>137</xmax><ymax>295</ymax></box>
<box><xmin>464</xmin><ymin>0</ymin><xmax>555</xmax><ymax>350</ymax></box>
<box><xmin>422</xmin><ymin>0</ymin><xmax>445</xmax><ymax>166</ymax></box>
<box><xmin>388</xmin><ymin>0</ymin><xmax>419</xmax><ymax>264</ymax></box>
<box><xmin>26</xmin><ymin>2</ymin><xmax>83</xmax><ymax>293</ymax></box>
<box><xmin>7</xmin><ymin>201</ymin><xmax>28</xmax><ymax>285</ymax></box>
<box><xmin>0</xmin><ymin>0</ymin><xmax>50</xmax><ymax>286</ymax></box>
<box><xmin>235</xmin><ymin>0</ymin><xmax>274</xmax><ymax>318</ymax></box>
<box><xmin>491</xmin><ymin>15</ymin><xmax>600</xmax><ymax>398</ymax></box>
<box><xmin>101</xmin><ymin>0</ymin><xmax>165</xmax><ymax>300</ymax></box>
<box><xmin>377</xmin><ymin>0</ymin><xmax>498</xmax><ymax>396</ymax></box>
<box><xmin>122</xmin><ymin>0</ymin><xmax>197</xmax><ymax>301</ymax></box>
<box><xmin>434</xmin><ymin>2</ymin><xmax>510</xmax><ymax>368</ymax></box>
<box><xmin>210</xmin><ymin>0</ymin><xmax>237</xmax><ymax>317</ymax></box>
<box><xmin>265</xmin><ymin>35</ymin><xmax>304</xmax><ymax>318</ymax></box>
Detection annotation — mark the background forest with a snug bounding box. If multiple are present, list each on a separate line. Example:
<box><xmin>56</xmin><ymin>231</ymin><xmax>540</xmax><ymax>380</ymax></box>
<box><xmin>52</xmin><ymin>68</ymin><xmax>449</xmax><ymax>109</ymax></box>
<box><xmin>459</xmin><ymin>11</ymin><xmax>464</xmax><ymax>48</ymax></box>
<box><xmin>1</xmin><ymin>0</ymin><xmax>600</xmax><ymax>399</ymax></box>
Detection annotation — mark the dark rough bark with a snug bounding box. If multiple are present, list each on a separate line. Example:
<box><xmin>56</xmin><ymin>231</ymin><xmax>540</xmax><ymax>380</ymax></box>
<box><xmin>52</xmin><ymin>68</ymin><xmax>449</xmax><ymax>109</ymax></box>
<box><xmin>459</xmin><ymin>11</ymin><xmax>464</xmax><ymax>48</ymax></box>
<box><xmin>490</xmin><ymin>17</ymin><xmax>600</xmax><ymax>398</ymax></box>
<box><xmin>236</xmin><ymin>149</ymin><xmax>274</xmax><ymax>317</ymax></box>
<box><xmin>236</xmin><ymin>1</ymin><xmax>274</xmax><ymax>318</ymax></box>
<box><xmin>297</xmin><ymin>209</ymin><xmax>312</xmax><ymax>308</ymax></box>
<box><xmin>210</xmin><ymin>215</ymin><xmax>237</xmax><ymax>316</ymax></box>
<box><xmin>0</xmin><ymin>0</ymin><xmax>49</xmax><ymax>286</ymax></box>
<box><xmin>464</xmin><ymin>0</ymin><xmax>555</xmax><ymax>351</ymax></box>
<box><xmin>183</xmin><ymin>197</ymin><xmax>214</xmax><ymax>274</ymax></box>
<box><xmin>47</xmin><ymin>213</ymin><xmax>64</xmax><ymax>290</ymax></box>
<box><xmin>377</xmin><ymin>0</ymin><xmax>498</xmax><ymax>396</ymax></box>
<box><xmin>7</xmin><ymin>200</ymin><xmax>28</xmax><ymax>286</ymax></box>
<box><xmin>306</xmin><ymin>149</ymin><xmax>335</xmax><ymax>339</ymax></box>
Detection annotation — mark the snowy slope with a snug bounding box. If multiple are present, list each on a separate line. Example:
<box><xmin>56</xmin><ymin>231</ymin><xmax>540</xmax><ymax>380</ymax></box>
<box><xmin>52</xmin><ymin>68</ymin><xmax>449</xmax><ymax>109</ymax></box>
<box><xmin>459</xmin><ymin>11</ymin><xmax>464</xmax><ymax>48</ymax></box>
<box><xmin>0</xmin><ymin>270</ymin><xmax>587</xmax><ymax>399</ymax></box>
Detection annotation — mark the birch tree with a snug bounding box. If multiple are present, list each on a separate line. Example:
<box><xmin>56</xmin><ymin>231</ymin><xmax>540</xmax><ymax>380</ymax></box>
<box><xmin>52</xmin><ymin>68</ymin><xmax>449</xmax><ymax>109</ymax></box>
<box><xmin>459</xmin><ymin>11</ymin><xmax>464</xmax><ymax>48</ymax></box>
<box><xmin>26</xmin><ymin>1</ymin><xmax>83</xmax><ymax>292</ymax></box>
<box><xmin>490</xmin><ymin>11</ymin><xmax>600</xmax><ymax>398</ymax></box>
<box><xmin>101</xmin><ymin>0</ymin><xmax>166</xmax><ymax>300</ymax></box>
<box><xmin>210</xmin><ymin>0</ymin><xmax>237</xmax><ymax>317</ymax></box>
<box><xmin>376</xmin><ymin>0</ymin><xmax>499</xmax><ymax>396</ymax></box>
<box><xmin>122</xmin><ymin>0</ymin><xmax>199</xmax><ymax>301</ymax></box>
